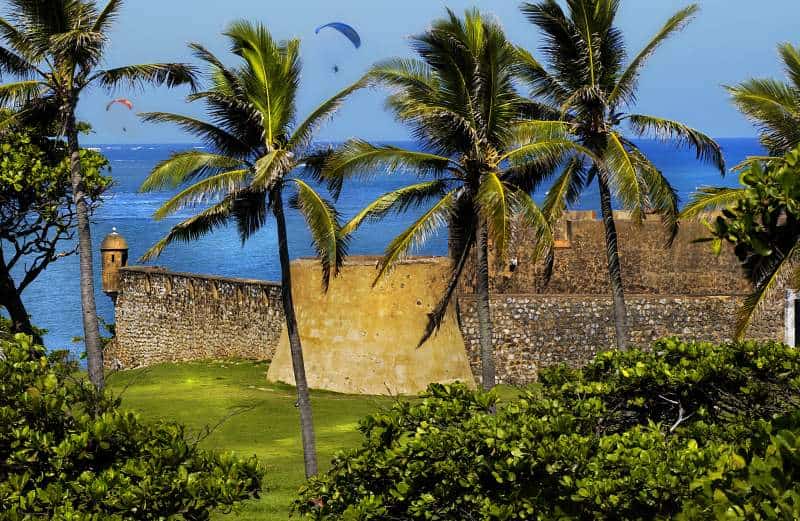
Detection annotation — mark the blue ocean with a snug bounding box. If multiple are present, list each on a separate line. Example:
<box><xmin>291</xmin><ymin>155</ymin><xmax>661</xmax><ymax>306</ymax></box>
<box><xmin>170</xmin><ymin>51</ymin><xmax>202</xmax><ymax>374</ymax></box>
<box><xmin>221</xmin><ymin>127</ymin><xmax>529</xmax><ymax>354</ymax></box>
<box><xmin>15</xmin><ymin>139</ymin><xmax>761</xmax><ymax>354</ymax></box>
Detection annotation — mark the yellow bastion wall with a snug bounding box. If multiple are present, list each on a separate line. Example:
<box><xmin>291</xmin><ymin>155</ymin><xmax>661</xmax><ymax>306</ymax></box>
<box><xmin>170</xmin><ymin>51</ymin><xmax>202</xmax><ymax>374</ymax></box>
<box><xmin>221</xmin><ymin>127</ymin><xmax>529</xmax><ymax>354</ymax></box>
<box><xmin>266</xmin><ymin>257</ymin><xmax>476</xmax><ymax>395</ymax></box>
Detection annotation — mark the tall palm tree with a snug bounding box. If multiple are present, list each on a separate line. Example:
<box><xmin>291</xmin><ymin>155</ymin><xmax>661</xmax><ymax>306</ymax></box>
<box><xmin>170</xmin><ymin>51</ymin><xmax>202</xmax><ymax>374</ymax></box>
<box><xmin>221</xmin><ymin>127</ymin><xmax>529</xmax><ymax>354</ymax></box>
<box><xmin>319</xmin><ymin>9</ymin><xmax>585</xmax><ymax>389</ymax></box>
<box><xmin>0</xmin><ymin>0</ymin><xmax>197</xmax><ymax>389</ymax></box>
<box><xmin>518</xmin><ymin>0</ymin><xmax>724</xmax><ymax>350</ymax></box>
<box><xmin>139</xmin><ymin>21</ymin><xmax>361</xmax><ymax>478</ymax></box>
<box><xmin>728</xmin><ymin>43</ymin><xmax>800</xmax><ymax>155</ymax></box>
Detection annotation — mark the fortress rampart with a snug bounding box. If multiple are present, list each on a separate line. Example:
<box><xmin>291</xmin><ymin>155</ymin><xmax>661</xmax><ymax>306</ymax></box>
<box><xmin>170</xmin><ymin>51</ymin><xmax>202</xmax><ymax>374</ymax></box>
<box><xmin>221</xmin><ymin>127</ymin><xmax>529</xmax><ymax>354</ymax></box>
<box><xmin>110</xmin><ymin>267</ymin><xmax>283</xmax><ymax>368</ymax></box>
<box><xmin>106</xmin><ymin>211</ymin><xmax>788</xmax><ymax>387</ymax></box>
<box><xmin>456</xmin><ymin>211</ymin><xmax>783</xmax><ymax>384</ymax></box>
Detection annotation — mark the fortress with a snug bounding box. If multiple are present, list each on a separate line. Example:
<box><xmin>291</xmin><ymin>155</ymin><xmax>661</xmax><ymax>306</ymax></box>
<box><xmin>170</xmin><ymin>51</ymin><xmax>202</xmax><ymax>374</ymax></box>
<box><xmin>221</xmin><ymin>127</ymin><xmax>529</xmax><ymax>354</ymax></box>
<box><xmin>103</xmin><ymin>211</ymin><xmax>789</xmax><ymax>390</ymax></box>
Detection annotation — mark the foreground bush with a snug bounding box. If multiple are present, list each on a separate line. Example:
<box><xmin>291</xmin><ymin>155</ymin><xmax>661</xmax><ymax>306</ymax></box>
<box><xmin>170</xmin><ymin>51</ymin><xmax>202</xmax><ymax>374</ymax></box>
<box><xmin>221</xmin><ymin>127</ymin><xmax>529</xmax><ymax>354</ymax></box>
<box><xmin>0</xmin><ymin>334</ymin><xmax>263</xmax><ymax>520</ymax></box>
<box><xmin>296</xmin><ymin>339</ymin><xmax>800</xmax><ymax>520</ymax></box>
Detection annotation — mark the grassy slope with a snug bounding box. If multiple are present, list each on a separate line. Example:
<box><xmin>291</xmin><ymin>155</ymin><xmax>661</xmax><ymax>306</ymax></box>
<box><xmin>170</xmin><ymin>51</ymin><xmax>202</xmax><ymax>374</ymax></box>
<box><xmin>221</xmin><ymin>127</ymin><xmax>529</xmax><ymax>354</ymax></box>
<box><xmin>107</xmin><ymin>361</ymin><xmax>395</xmax><ymax>520</ymax></box>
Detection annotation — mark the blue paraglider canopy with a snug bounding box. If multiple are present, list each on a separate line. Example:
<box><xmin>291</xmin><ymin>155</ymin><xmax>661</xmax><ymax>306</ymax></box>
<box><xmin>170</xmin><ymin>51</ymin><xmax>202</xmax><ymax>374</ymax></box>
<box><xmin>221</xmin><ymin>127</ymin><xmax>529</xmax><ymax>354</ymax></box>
<box><xmin>315</xmin><ymin>22</ymin><xmax>361</xmax><ymax>49</ymax></box>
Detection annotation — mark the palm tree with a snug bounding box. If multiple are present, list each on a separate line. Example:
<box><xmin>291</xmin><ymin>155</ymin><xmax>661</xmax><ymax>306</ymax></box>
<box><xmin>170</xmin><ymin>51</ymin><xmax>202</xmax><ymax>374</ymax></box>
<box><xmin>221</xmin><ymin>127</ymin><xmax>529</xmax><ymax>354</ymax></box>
<box><xmin>139</xmin><ymin>21</ymin><xmax>361</xmax><ymax>478</ymax></box>
<box><xmin>728</xmin><ymin>43</ymin><xmax>800</xmax><ymax>155</ymax></box>
<box><xmin>0</xmin><ymin>0</ymin><xmax>197</xmax><ymax>389</ymax></box>
<box><xmin>319</xmin><ymin>9</ymin><xmax>585</xmax><ymax>389</ymax></box>
<box><xmin>518</xmin><ymin>0</ymin><xmax>724</xmax><ymax>350</ymax></box>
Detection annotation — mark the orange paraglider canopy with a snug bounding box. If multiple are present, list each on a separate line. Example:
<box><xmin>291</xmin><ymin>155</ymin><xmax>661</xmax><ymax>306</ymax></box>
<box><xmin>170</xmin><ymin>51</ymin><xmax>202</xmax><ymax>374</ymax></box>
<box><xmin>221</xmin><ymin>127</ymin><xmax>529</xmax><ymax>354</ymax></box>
<box><xmin>106</xmin><ymin>98</ymin><xmax>133</xmax><ymax>111</ymax></box>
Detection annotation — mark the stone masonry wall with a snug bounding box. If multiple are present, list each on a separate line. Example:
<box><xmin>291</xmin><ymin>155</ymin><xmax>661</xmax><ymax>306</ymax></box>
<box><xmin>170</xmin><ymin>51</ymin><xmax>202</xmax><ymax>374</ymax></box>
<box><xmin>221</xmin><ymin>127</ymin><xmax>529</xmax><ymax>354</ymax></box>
<box><xmin>458</xmin><ymin>293</ymin><xmax>784</xmax><ymax>386</ymax></box>
<box><xmin>107</xmin><ymin>267</ymin><xmax>284</xmax><ymax>368</ymax></box>
<box><xmin>456</xmin><ymin>212</ymin><xmax>787</xmax><ymax>385</ymax></box>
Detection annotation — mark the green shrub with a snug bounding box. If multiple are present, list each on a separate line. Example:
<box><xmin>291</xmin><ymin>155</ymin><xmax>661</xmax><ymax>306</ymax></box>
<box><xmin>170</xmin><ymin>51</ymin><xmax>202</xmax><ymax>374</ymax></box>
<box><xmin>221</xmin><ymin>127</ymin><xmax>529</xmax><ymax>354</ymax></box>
<box><xmin>296</xmin><ymin>339</ymin><xmax>800</xmax><ymax>520</ymax></box>
<box><xmin>0</xmin><ymin>334</ymin><xmax>264</xmax><ymax>520</ymax></box>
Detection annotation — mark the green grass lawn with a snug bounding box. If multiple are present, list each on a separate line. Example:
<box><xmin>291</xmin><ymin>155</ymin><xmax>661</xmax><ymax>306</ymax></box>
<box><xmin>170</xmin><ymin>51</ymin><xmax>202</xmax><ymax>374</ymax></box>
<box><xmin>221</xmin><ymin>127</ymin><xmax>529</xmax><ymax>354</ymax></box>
<box><xmin>107</xmin><ymin>360</ymin><xmax>396</xmax><ymax>520</ymax></box>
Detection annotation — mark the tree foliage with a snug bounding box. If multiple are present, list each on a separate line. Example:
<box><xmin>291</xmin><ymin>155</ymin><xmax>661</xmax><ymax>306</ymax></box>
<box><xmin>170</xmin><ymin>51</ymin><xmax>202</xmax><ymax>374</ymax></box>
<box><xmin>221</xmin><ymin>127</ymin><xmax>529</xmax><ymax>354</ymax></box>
<box><xmin>0</xmin><ymin>122</ymin><xmax>109</xmax><ymax>338</ymax></box>
<box><xmin>0</xmin><ymin>333</ymin><xmax>263</xmax><ymax>520</ymax></box>
<box><xmin>693</xmin><ymin>144</ymin><xmax>800</xmax><ymax>338</ymax></box>
<box><xmin>296</xmin><ymin>338</ymin><xmax>800</xmax><ymax>520</ymax></box>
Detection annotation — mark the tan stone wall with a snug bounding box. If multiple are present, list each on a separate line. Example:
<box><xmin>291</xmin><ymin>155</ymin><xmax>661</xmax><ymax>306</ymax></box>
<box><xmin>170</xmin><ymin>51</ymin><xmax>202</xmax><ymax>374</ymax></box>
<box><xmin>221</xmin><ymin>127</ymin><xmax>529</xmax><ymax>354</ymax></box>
<box><xmin>267</xmin><ymin>258</ymin><xmax>475</xmax><ymax>395</ymax></box>
<box><xmin>107</xmin><ymin>267</ymin><xmax>283</xmax><ymax>368</ymax></box>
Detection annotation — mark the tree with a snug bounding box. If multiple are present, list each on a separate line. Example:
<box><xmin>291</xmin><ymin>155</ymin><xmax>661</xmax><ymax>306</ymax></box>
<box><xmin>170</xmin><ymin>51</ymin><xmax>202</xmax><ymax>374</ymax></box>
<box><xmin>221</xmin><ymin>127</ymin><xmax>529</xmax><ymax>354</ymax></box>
<box><xmin>727</xmin><ymin>43</ymin><xmax>800</xmax><ymax>155</ymax></box>
<box><xmin>1</xmin><ymin>333</ymin><xmax>263</xmax><ymax>519</ymax></box>
<box><xmin>0</xmin><ymin>0</ymin><xmax>198</xmax><ymax>389</ymax></box>
<box><xmin>517</xmin><ymin>0</ymin><xmax>724</xmax><ymax>350</ymax></box>
<box><xmin>139</xmin><ymin>21</ymin><xmax>362</xmax><ymax>477</ymax></box>
<box><xmin>319</xmin><ymin>9</ymin><xmax>580</xmax><ymax>389</ymax></box>
<box><xmin>0</xmin><ymin>120</ymin><xmax>110</xmax><ymax>344</ymax></box>
<box><xmin>686</xmin><ymin>145</ymin><xmax>800</xmax><ymax>338</ymax></box>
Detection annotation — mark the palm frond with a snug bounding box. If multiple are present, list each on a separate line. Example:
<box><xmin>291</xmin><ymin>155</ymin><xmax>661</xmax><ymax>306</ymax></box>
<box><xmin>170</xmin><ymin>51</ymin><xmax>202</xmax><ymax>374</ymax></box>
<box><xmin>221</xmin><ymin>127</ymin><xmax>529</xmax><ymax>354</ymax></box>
<box><xmin>736</xmin><ymin>242</ymin><xmax>800</xmax><ymax>339</ymax></box>
<box><xmin>140</xmin><ymin>198</ymin><xmax>233</xmax><ymax>261</ymax></box>
<box><xmin>0</xmin><ymin>16</ymin><xmax>38</xmax><ymax>61</ymax></box>
<box><xmin>140</xmin><ymin>150</ymin><xmax>244</xmax><ymax>192</ymax></box>
<box><xmin>511</xmin><ymin>119</ymin><xmax>575</xmax><ymax>143</ymax></box>
<box><xmin>375</xmin><ymin>191</ymin><xmax>456</xmax><ymax>284</ymax></box>
<box><xmin>92</xmin><ymin>0</ymin><xmax>122</xmax><ymax>33</ymax></box>
<box><xmin>726</xmin><ymin>79</ymin><xmax>800</xmax><ymax>154</ymax></box>
<box><xmin>139</xmin><ymin>112</ymin><xmax>252</xmax><ymax>158</ymax></box>
<box><xmin>48</xmin><ymin>29</ymin><xmax>106</xmax><ymax>70</ymax></box>
<box><xmin>341</xmin><ymin>181</ymin><xmax>450</xmax><ymax>237</ymax></box>
<box><xmin>680</xmin><ymin>187</ymin><xmax>746</xmax><ymax>220</ymax></box>
<box><xmin>251</xmin><ymin>149</ymin><xmax>293</xmax><ymax>192</ymax></box>
<box><xmin>626</xmin><ymin>143</ymin><xmax>679</xmax><ymax>240</ymax></box>
<box><xmin>225</xmin><ymin>20</ymin><xmax>300</xmax><ymax>147</ymax></box>
<box><xmin>94</xmin><ymin>63</ymin><xmax>199</xmax><ymax>92</ymax></box>
<box><xmin>512</xmin><ymin>188</ymin><xmax>554</xmax><ymax>263</ymax></box>
<box><xmin>322</xmin><ymin>139</ymin><xmax>455</xmax><ymax>198</ymax></box>
<box><xmin>289</xmin><ymin>179</ymin><xmax>347</xmax><ymax>291</ymax></box>
<box><xmin>627</xmin><ymin>114</ymin><xmax>724</xmax><ymax>173</ymax></box>
<box><xmin>419</xmin><ymin>232</ymin><xmax>475</xmax><ymax>347</ymax></box>
<box><xmin>609</xmin><ymin>4</ymin><xmax>699</xmax><ymax>107</ymax></box>
<box><xmin>476</xmin><ymin>171</ymin><xmax>511</xmax><ymax>260</ymax></box>
<box><xmin>368</xmin><ymin>57</ymin><xmax>437</xmax><ymax>93</ymax></box>
<box><xmin>731</xmin><ymin>155</ymin><xmax>782</xmax><ymax>173</ymax></box>
<box><xmin>231</xmin><ymin>189</ymin><xmax>268</xmax><ymax>243</ymax></box>
<box><xmin>514</xmin><ymin>45</ymin><xmax>569</xmax><ymax>104</ymax></box>
<box><xmin>152</xmin><ymin>169</ymin><xmax>250</xmax><ymax>220</ymax></box>
<box><xmin>0</xmin><ymin>79</ymin><xmax>45</xmax><ymax>107</ymax></box>
<box><xmin>500</xmin><ymin>138</ymin><xmax>596</xmax><ymax>166</ymax></box>
<box><xmin>542</xmin><ymin>155</ymin><xmax>587</xmax><ymax>224</ymax></box>
<box><xmin>0</xmin><ymin>46</ymin><xmax>38</xmax><ymax>79</ymax></box>
<box><xmin>778</xmin><ymin>43</ymin><xmax>800</xmax><ymax>90</ymax></box>
<box><xmin>288</xmin><ymin>75</ymin><xmax>370</xmax><ymax>151</ymax></box>
<box><xmin>603</xmin><ymin>131</ymin><xmax>645</xmax><ymax>220</ymax></box>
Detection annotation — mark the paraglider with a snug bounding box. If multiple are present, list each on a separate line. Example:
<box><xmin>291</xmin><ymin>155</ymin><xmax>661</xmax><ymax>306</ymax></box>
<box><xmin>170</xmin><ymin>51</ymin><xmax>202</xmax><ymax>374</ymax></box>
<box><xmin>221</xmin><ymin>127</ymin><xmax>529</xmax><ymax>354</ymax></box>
<box><xmin>315</xmin><ymin>22</ymin><xmax>361</xmax><ymax>49</ymax></box>
<box><xmin>106</xmin><ymin>98</ymin><xmax>133</xmax><ymax>111</ymax></box>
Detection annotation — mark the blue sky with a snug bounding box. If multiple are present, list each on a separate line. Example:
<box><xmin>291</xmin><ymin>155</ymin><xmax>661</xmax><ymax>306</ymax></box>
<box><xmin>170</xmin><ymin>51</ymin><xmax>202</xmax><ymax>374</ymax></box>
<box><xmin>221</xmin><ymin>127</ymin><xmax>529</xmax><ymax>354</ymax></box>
<box><xmin>81</xmin><ymin>0</ymin><xmax>800</xmax><ymax>144</ymax></box>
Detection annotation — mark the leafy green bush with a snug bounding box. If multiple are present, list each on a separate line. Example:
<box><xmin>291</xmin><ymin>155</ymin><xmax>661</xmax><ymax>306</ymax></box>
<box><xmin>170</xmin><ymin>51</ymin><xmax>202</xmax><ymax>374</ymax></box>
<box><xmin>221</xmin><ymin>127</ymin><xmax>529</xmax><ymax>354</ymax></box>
<box><xmin>296</xmin><ymin>339</ymin><xmax>800</xmax><ymax>520</ymax></box>
<box><xmin>0</xmin><ymin>334</ymin><xmax>264</xmax><ymax>520</ymax></box>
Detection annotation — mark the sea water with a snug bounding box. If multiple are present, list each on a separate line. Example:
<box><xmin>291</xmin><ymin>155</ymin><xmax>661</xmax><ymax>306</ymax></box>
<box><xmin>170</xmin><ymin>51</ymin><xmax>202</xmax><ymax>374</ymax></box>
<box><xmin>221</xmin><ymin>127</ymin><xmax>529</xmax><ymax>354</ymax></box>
<box><xmin>11</xmin><ymin>139</ymin><xmax>762</xmax><ymax>354</ymax></box>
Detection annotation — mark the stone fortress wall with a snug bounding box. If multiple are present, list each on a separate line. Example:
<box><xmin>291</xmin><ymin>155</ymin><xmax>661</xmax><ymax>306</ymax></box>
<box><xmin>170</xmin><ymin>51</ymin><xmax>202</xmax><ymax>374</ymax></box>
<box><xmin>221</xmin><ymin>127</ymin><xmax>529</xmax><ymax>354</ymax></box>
<box><xmin>457</xmin><ymin>211</ymin><xmax>784</xmax><ymax>384</ymax></box>
<box><xmin>109</xmin><ymin>267</ymin><xmax>284</xmax><ymax>368</ymax></box>
<box><xmin>107</xmin><ymin>211</ymin><xmax>787</xmax><ymax>387</ymax></box>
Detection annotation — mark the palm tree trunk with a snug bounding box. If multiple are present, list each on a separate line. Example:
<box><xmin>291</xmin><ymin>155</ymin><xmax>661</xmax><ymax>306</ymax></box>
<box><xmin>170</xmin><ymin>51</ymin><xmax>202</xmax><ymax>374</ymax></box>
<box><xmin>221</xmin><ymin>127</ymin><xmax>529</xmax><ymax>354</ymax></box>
<box><xmin>597</xmin><ymin>174</ymin><xmax>628</xmax><ymax>351</ymax></box>
<box><xmin>0</xmin><ymin>258</ymin><xmax>41</xmax><ymax>344</ymax></box>
<box><xmin>66</xmin><ymin>108</ymin><xmax>105</xmax><ymax>388</ymax></box>
<box><xmin>272</xmin><ymin>187</ymin><xmax>318</xmax><ymax>477</ymax></box>
<box><xmin>475</xmin><ymin>220</ymin><xmax>496</xmax><ymax>389</ymax></box>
